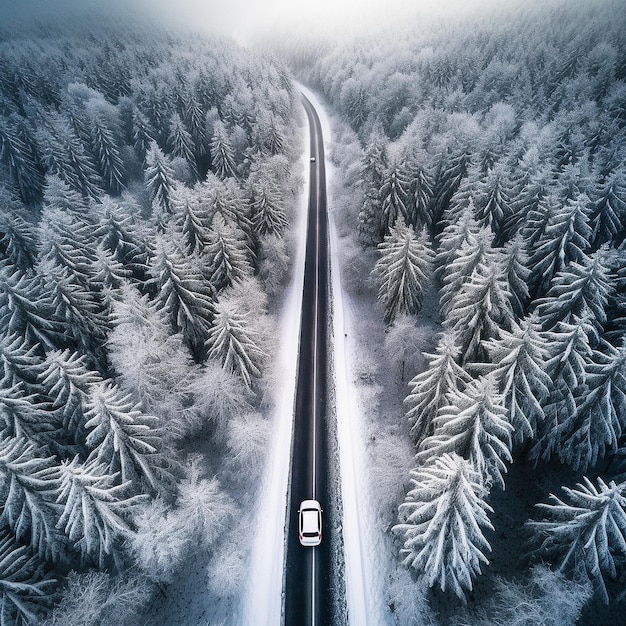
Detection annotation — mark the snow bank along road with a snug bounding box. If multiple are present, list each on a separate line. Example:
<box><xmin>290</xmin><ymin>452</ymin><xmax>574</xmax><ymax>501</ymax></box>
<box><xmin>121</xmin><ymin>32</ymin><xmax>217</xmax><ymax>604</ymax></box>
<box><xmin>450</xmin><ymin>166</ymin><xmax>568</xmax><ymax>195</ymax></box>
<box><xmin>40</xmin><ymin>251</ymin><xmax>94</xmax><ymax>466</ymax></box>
<box><xmin>283</xmin><ymin>94</ymin><xmax>334</xmax><ymax>626</ymax></box>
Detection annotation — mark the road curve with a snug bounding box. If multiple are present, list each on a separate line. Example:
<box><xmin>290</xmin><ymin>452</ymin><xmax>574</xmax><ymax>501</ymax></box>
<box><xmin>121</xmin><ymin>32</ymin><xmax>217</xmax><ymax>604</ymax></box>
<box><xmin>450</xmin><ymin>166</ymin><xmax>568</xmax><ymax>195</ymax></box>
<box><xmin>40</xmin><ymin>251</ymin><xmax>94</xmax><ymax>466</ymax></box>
<box><xmin>283</xmin><ymin>95</ymin><xmax>334</xmax><ymax>626</ymax></box>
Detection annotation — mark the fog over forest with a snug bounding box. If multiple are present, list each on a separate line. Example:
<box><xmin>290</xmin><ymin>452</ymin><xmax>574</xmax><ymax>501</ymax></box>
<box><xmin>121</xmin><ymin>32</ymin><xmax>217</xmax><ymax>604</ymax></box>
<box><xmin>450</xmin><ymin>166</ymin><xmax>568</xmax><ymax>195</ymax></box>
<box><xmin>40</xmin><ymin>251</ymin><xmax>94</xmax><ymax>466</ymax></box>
<box><xmin>0</xmin><ymin>0</ymin><xmax>625</xmax><ymax>624</ymax></box>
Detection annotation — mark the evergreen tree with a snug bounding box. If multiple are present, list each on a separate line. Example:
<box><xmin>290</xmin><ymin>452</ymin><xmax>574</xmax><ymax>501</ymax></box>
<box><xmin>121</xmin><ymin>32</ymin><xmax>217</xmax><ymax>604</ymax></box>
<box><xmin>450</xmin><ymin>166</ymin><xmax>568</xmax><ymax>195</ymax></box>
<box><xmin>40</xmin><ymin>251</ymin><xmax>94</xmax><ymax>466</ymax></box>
<box><xmin>557</xmin><ymin>342</ymin><xmax>626</xmax><ymax>471</ymax></box>
<box><xmin>210</xmin><ymin>121</ymin><xmax>236</xmax><ymax>179</ymax></box>
<box><xmin>379</xmin><ymin>161</ymin><xmax>410</xmax><ymax>234</ymax></box>
<box><xmin>144</xmin><ymin>141</ymin><xmax>176</xmax><ymax>218</ymax></box>
<box><xmin>56</xmin><ymin>457</ymin><xmax>145</xmax><ymax>567</ymax></box>
<box><xmin>485</xmin><ymin>315</ymin><xmax>551</xmax><ymax>445</ymax></box>
<box><xmin>393</xmin><ymin>453</ymin><xmax>493</xmax><ymax>599</ymax></box>
<box><xmin>171</xmin><ymin>185</ymin><xmax>212</xmax><ymax>255</ymax></box>
<box><xmin>357</xmin><ymin>130</ymin><xmax>388</xmax><ymax>244</ymax></box>
<box><xmin>249</xmin><ymin>177</ymin><xmax>288</xmax><ymax>237</ymax></box>
<box><xmin>167</xmin><ymin>113</ymin><xmax>198</xmax><ymax>180</ymax></box>
<box><xmin>0</xmin><ymin>435</ymin><xmax>63</xmax><ymax>561</ymax></box>
<box><xmin>37</xmin><ymin>349</ymin><xmax>102</xmax><ymax>442</ymax></box>
<box><xmin>406</xmin><ymin>154</ymin><xmax>434</xmax><ymax>230</ymax></box>
<box><xmin>474</xmin><ymin>162</ymin><xmax>514</xmax><ymax>240</ymax></box>
<box><xmin>148</xmin><ymin>238</ymin><xmax>215</xmax><ymax>357</ymax></box>
<box><xmin>417</xmin><ymin>375</ymin><xmax>513</xmax><ymax>489</ymax></box>
<box><xmin>0</xmin><ymin>333</ymin><xmax>40</xmax><ymax>391</ymax></box>
<box><xmin>502</xmin><ymin>233</ymin><xmax>531</xmax><ymax>319</ymax></box>
<box><xmin>89</xmin><ymin>114</ymin><xmax>125</xmax><ymax>195</ymax></box>
<box><xmin>0</xmin><ymin>529</ymin><xmax>56</xmax><ymax>625</ymax></box>
<box><xmin>528</xmin><ymin>194</ymin><xmax>592</xmax><ymax>297</ymax></box>
<box><xmin>404</xmin><ymin>332</ymin><xmax>471</xmax><ymax>443</ymax></box>
<box><xmin>372</xmin><ymin>221</ymin><xmax>433</xmax><ymax>325</ymax></box>
<box><xmin>207</xmin><ymin>300</ymin><xmax>267</xmax><ymax>389</ymax></box>
<box><xmin>531</xmin><ymin>322</ymin><xmax>592</xmax><ymax>464</ymax></box>
<box><xmin>0</xmin><ymin>193</ymin><xmax>38</xmax><ymax>271</ymax></box>
<box><xmin>589</xmin><ymin>169</ymin><xmax>626</xmax><ymax>248</ymax></box>
<box><xmin>84</xmin><ymin>382</ymin><xmax>163</xmax><ymax>492</ymax></box>
<box><xmin>207</xmin><ymin>215</ymin><xmax>253</xmax><ymax>293</ymax></box>
<box><xmin>535</xmin><ymin>255</ymin><xmax>611</xmax><ymax>346</ymax></box>
<box><xmin>444</xmin><ymin>256</ymin><xmax>513</xmax><ymax>364</ymax></box>
<box><xmin>528</xmin><ymin>476</ymin><xmax>626</xmax><ymax>604</ymax></box>
<box><xmin>131</xmin><ymin>108</ymin><xmax>156</xmax><ymax>162</ymax></box>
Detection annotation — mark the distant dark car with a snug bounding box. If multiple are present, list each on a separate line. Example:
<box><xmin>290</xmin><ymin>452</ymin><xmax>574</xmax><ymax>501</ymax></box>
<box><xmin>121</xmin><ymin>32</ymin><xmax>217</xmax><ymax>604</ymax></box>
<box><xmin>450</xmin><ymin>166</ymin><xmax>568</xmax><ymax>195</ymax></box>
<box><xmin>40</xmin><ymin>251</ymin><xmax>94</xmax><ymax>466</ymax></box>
<box><xmin>298</xmin><ymin>500</ymin><xmax>322</xmax><ymax>546</ymax></box>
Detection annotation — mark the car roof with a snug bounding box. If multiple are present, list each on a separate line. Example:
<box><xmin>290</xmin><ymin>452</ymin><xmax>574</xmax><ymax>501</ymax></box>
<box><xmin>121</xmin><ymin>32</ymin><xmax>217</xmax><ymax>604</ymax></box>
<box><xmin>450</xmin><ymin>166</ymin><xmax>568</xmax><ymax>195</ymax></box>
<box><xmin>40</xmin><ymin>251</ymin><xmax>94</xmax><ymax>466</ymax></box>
<box><xmin>302</xmin><ymin>509</ymin><xmax>319</xmax><ymax>533</ymax></box>
<box><xmin>300</xmin><ymin>499</ymin><xmax>320</xmax><ymax>510</ymax></box>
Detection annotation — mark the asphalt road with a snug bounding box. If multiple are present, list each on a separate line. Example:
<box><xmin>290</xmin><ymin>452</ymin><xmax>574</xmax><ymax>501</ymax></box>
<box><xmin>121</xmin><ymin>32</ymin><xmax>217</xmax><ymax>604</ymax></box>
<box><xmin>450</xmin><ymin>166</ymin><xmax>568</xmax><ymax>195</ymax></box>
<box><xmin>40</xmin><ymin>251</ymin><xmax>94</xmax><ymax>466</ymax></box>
<box><xmin>283</xmin><ymin>95</ymin><xmax>334</xmax><ymax>626</ymax></box>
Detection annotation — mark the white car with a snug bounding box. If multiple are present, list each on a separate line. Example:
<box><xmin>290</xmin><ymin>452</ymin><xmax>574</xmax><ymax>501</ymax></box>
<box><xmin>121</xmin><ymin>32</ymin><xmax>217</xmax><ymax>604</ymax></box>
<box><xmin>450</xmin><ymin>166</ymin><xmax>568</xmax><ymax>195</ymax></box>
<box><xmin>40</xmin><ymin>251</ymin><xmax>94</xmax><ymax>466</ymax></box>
<box><xmin>298</xmin><ymin>499</ymin><xmax>322</xmax><ymax>546</ymax></box>
<box><xmin>310</xmin><ymin>156</ymin><xmax>316</xmax><ymax>162</ymax></box>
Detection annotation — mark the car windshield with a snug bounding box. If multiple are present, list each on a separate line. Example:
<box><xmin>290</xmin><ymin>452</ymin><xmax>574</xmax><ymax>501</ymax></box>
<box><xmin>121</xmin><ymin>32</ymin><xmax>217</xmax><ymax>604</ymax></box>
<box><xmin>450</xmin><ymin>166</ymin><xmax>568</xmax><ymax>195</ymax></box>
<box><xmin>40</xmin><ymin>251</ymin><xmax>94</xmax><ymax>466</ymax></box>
<box><xmin>302</xmin><ymin>510</ymin><xmax>319</xmax><ymax>534</ymax></box>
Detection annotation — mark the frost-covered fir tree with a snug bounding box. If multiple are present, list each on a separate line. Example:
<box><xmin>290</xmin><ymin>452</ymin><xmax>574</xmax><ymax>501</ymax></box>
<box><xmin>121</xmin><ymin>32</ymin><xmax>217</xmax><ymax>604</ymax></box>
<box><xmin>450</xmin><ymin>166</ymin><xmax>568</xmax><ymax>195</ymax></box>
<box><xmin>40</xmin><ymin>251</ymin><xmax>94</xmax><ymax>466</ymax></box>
<box><xmin>534</xmin><ymin>255</ymin><xmax>612</xmax><ymax>346</ymax></box>
<box><xmin>443</xmin><ymin>257</ymin><xmax>513</xmax><ymax>364</ymax></box>
<box><xmin>404</xmin><ymin>332</ymin><xmax>471</xmax><ymax>443</ymax></box>
<box><xmin>210</xmin><ymin>120</ymin><xmax>237</xmax><ymax>179</ymax></box>
<box><xmin>528</xmin><ymin>476</ymin><xmax>626</xmax><ymax>604</ymax></box>
<box><xmin>438</xmin><ymin>226</ymin><xmax>500</xmax><ymax>318</ymax></box>
<box><xmin>0</xmin><ymin>333</ymin><xmax>40</xmax><ymax>391</ymax></box>
<box><xmin>528</xmin><ymin>194</ymin><xmax>592</xmax><ymax>297</ymax></box>
<box><xmin>167</xmin><ymin>113</ymin><xmax>198</xmax><ymax>180</ymax></box>
<box><xmin>393</xmin><ymin>453</ymin><xmax>493</xmax><ymax>599</ymax></box>
<box><xmin>172</xmin><ymin>185</ymin><xmax>212</xmax><ymax>256</ymax></box>
<box><xmin>0</xmin><ymin>435</ymin><xmax>62</xmax><ymax>561</ymax></box>
<box><xmin>485</xmin><ymin>315</ymin><xmax>551</xmax><ymax>446</ymax></box>
<box><xmin>249</xmin><ymin>177</ymin><xmax>288</xmax><ymax>237</ymax></box>
<box><xmin>473</xmin><ymin>161</ymin><xmax>515</xmax><ymax>240</ymax></box>
<box><xmin>531</xmin><ymin>321</ymin><xmax>592</xmax><ymax>464</ymax></box>
<box><xmin>372</xmin><ymin>220</ymin><xmax>433</xmax><ymax>325</ymax></box>
<box><xmin>207</xmin><ymin>215</ymin><xmax>253</xmax><ymax>293</ymax></box>
<box><xmin>417</xmin><ymin>375</ymin><xmax>513</xmax><ymax>489</ymax></box>
<box><xmin>406</xmin><ymin>153</ymin><xmax>434</xmax><ymax>230</ymax></box>
<box><xmin>0</xmin><ymin>529</ymin><xmax>56</xmax><ymax>625</ymax></box>
<box><xmin>89</xmin><ymin>113</ymin><xmax>125</xmax><ymax>195</ymax></box>
<box><xmin>0</xmin><ymin>193</ymin><xmax>38</xmax><ymax>270</ymax></box>
<box><xmin>379</xmin><ymin>161</ymin><xmax>410</xmax><ymax>234</ymax></box>
<box><xmin>144</xmin><ymin>141</ymin><xmax>176</xmax><ymax>218</ymax></box>
<box><xmin>84</xmin><ymin>382</ymin><xmax>163</xmax><ymax>493</ymax></box>
<box><xmin>556</xmin><ymin>341</ymin><xmax>626</xmax><ymax>471</ymax></box>
<box><xmin>131</xmin><ymin>108</ymin><xmax>156</xmax><ymax>162</ymax></box>
<box><xmin>37</xmin><ymin>349</ymin><xmax>102</xmax><ymax>443</ymax></box>
<box><xmin>207</xmin><ymin>299</ymin><xmax>267</xmax><ymax>389</ymax></box>
<box><xmin>148</xmin><ymin>238</ymin><xmax>215</xmax><ymax>358</ymax></box>
<box><xmin>502</xmin><ymin>233</ymin><xmax>531</xmax><ymax>319</ymax></box>
<box><xmin>56</xmin><ymin>457</ymin><xmax>145</xmax><ymax>567</ymax></box>
<box><xmin>589</xmin><ymin>169</ymin><xmax>626</xmax><ymax>249</ymax></box>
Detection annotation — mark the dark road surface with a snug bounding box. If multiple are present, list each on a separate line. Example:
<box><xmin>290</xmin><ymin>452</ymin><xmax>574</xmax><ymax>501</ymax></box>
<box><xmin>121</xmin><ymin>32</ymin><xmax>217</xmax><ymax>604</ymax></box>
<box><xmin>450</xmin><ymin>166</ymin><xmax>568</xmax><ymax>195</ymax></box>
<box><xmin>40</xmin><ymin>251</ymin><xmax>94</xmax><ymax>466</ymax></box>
<box><xmin>283</xmin><ymin>95</ymin><xmax>334</xmax><ymax>626</ymax></box>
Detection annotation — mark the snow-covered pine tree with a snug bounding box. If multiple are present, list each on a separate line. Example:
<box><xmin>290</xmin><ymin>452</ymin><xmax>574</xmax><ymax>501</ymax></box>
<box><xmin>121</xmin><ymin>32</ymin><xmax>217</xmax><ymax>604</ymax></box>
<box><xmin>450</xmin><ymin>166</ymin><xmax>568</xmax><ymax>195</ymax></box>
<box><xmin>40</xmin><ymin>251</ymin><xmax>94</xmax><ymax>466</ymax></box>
<box><xmin>144</xmin><ymin>141</ymin><xmax>176</xmax><ymax>218</ymax></box>
<box><xmin>84</xmin><ymin>382</ymin><xmax>164</xmax><ymax>492</ymax></box>
<box><xmin>485</xmin><ymin>315</ymin><xmax>551</xmax><ymax>446</ymax></box>
<box><xmin>0</xmin><ymin>262</ymin><xmax>58</xmax><ymax>350</ymax></box>
<box><xmin>0</xmin><ymin>333</ymin><xmax>41</xmax><ymax>391</ymax></box>
<box><xmin>357</xmin><ymin>129</ymin><xmax>387</xmax><ymax>244</ymax></box>
<box><xmin>417</xmin><ymin>375</ymin><xmax>513</xmax><ymax>489</ymax></box>
<box><xmin>443</xmin><ymin>254</ymin><xmax>513</xmax><ymax>365</ymax></box>
<box><xmin>434</xmin><ymin>200</ymin><xmax>480</xmax><ymax>283</ymax></box>
<box><xmin>534</xmin><ymin>254</ymin><xmax>611</xmax><ymax>346</ymax></box>
<box><xmin>589</xmin><ymin>168</ymin><xmax>626</xmax><ymax>249</ymax></box>
<box><xmin>528</xmin><ymin>476</ymin><xmax>626</xmax><ymax>604</ymax></box>
<box><xmin>210</xmin><ymin>120</ymin><xmax>237</xmax><ymax>179</ymax></box>
<box><xmin>207</xmin><ymin>299</ymin><xmax>267</xmax><ymax>389</ymax></box>
<box><xmin>0</xmin><ymin>193</ymin><xmax>38</xmax><ymax>271</ymax></box>
<box><xmin>0</xmin><ymin>118</ymin><xmax>45</xmax><ymax>205</ymax></box>
<box><xmin>379</xmin><ymin>161</ymin><xmax>410</xmax><ymax>234</ymax></box>
<box><xmin>167</xmin><ymin>113</ymin><xmax>198</xmax><ymax>180</ymax></box>
<box><xmin>249</xmin><ymin>176</ymin><xmax>288</xmax><ymax>237</ymax></box>
<box><xmin>372</xmin><ymin>220</ymin><xmax>433</xmax><ymax>325</ymax></box>
<box><xmin>530</xmin><ymin>321</ymin><xmax>592</xmax><ymax>464</ymax></box>
<box><xmin>404</xmin><ymin>331</ymin><xmax>471</xmax><ymax>443</ymax></box>
<box><xmin>182</xmin><ymin>93</ymin><xmax>208</xmax><ymax>158</ymax></box>
<box><xmin>438</xmin><ymin>225</ymin><xmax>499</xmax><ymax>317</ymax></box>
<box><xmin>207</xmin><ymin>215</ymin><xmax>254</xmax><ymax>293</ymax></box>
<box><xmin>0</xmin><ymin>435</ymin><xmax>63</xmax><ymax>561</ymax></box>
<box><xmin>37</xmin><ymin>349</ymin><xmax>102</xmax><ymax>444</ymax></box>
<box><xmin>528</xmin><ymin>193</ymin><xmax>592</xmax><ymax>297</ymax></box>
<box><xmin>406</xmin><ymin>153</ymin><xmax>434</xmax><ymax>230</ymax></box>
<box><xmin>89</xmin><ymin>113</ymin><xmax>125</xmax><ymax>195</ymax></box>
<box><xmin>131</xmin><ymin>108</ymin><xmax>156</xmax><ymax>162</ymax></box>
<box><xmin>56</xmin><ymin>456</ymin><xmax>146</xmax><ymax>567</ymax></box>
<box><xmin>149</xmin><ymin>237</ymin><xmax>216</xmax><ymax>358</ymax></box>
<box><xmin>473</xmin><ymin>161</ymin><xmax>514</xmax><ymax>241</ymax></box>
<box><xmin>0</xmin><ymin>528</ymin><xmax>56</xmax><ymax>625</ymax></box>
<box><xmin>393</xmin><ymin>452</ymin><xmax>493</xmax><ymax>599</ymax></box>
<box><xmin>502</xmin><ymin>233</ymin><xmax>531</xmax><ymax>319</ymax></box>
<box><xmin>556</xmin><ymin>341</ymin><xmax>626</xmax><ymax>471</ymax></box>
<box><xmin>171</xmin><ymin>184</ymin><xmax>212</xmax><ymax>256</ymax></box>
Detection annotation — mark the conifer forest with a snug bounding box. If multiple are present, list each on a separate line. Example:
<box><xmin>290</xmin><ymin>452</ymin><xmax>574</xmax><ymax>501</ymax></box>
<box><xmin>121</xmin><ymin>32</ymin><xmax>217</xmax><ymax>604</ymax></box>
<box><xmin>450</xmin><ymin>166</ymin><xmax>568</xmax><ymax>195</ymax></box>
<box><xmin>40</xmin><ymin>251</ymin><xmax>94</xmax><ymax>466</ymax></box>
<box><xmin>1</xmin><ymin>0</ymin><xmax>626</xmax><ymax>624</ymax></box>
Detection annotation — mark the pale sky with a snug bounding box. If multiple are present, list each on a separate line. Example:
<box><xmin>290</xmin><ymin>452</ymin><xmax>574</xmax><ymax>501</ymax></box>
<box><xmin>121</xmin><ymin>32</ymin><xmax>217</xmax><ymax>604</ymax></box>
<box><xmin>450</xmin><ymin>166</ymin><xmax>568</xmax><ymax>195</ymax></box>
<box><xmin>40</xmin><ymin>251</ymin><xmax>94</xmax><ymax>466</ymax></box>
<box><xmin>0</xmin><ymin>0</ymin><xmax>515</xmax><ymax>44</ymax></box>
